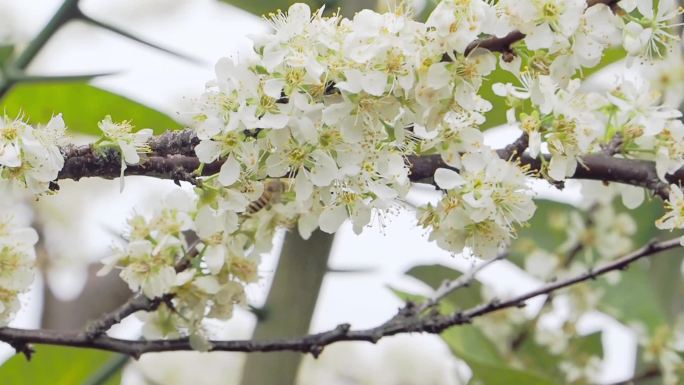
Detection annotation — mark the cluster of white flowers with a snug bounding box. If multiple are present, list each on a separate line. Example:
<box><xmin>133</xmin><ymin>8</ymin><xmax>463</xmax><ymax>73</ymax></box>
<box><xmin>186</xmin><ymin>0</ymin><xmax>656</xmax><ymax>259</ymax></box>
<box><xmin>99</xmin><ymin>188</ymin><xmax>266</xmax><ymax>345</ymax></box>
<box><xmin>175</xmin><ymin>0</ymin><xmax>684</xmax><ymax>269</ymax></box>
<box><xmin>0</xmin><ymin>214</ymin><xmax>37</xmax><ymax>326</ymax></box>
<box><xmin>0</xmin><ymin>114</ymin><xmax>65</xmax><ymax>194</ymax></box>
<box><xmin>0</xmin><ymin>115</ymin><xmax>69</xmax><ymax>325</ymax></box>
<box><xmin>419</xmin><ymin>152</ymin><xmax>535</xmax><ymax>257</ymax></box>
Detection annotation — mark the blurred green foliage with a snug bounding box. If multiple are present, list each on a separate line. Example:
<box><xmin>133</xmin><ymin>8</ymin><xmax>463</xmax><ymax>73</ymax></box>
<box><xmin>0</xmin><ymin>83</ymin><xmax>181</xmax><ymax>136</ymax></box>
<box><xmin>221</xmin><ymin>0</ymin><xmax>329</xmax><ymax>17</ymax></box>
<box><xmin>0</xmin><ymin>346</ymin><xmax>121</xmax><ymax>385</ymax></box>
<box><xmin>0</xmin><ymin>45</ymin><xmax>13</xmax><ymax>68</ymax></box>
<box><xmin>398</xmin><ymin>261</ymin><xmax>605</xmax><ymax>384</ymax></box>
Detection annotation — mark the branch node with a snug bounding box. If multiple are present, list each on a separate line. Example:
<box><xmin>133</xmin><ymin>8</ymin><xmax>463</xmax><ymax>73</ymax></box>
<box><xmin>9</xmin><ymin>341</ymin><xmax>34</xmax><ymax>361</ymax></box>
<box><xmin>335</xmin><ymin>323</ymin><xmax>351</xmax><ymax>335</ymax></box>
<box><xmin>587</xmin><ymin>268</ymin><xmax>598</xmax><ymax>280</ymax></box>
<box><xmin>309</xmin><ymin>345</ymin><xmax>324</xmax><ymax>358</ymax></box>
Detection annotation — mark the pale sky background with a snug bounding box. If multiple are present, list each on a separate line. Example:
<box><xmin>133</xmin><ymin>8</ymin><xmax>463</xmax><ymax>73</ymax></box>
<box><xmin>0</xmin><ymin>1</ymin><xmax>638</xmax><ymax>383</ymax></box>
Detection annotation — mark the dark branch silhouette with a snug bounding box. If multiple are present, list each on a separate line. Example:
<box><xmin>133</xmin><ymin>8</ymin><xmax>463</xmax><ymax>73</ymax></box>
<box><xmin>0</xmin><ymin>237</ymin><xmax>679</xmax><ymax>358</ymax></box>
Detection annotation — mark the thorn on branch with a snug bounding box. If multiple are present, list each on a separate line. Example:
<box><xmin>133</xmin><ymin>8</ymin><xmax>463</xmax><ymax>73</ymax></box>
<box><xmin>309</xmin><ymin>345</ymin><xmax>324</xmax><ymax>358</ymax></box>
<box><xmin>335</xmin><ymin>323</ymin><xmax>351</xmax><ymax>335</ymax></box>
<box><xmin>9</xmin><ymin>341</ymin><xmax>34</xmax><ymax>361</ymax></box>
<box><xmin>399</xmin><ymin>301</ymin><xmax>417</xmax><ymax>317</ymax></box>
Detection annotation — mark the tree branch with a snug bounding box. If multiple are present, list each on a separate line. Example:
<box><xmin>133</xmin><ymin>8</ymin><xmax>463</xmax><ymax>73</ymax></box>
<box><xmin>415</xmin><ymin>252</ymin><xmax>506</xmax><ymax>314</ymax></box>
<box><xmin>0</xmin><ymin>237</ymin><xmax>678</xmax><ymax>358</ymax></box>
<box><xmin>83</xmin><ymin>295</ymin><xmax>166</xmax><ymax>339</ymax></box>
<box><xmin>58</xmin><ymin>87</ymin><xmax>651</xmax><ymax>197</ymax></box>
<box><xmin>55</xmin><ymin>130</ymin><xmax>676</xmax><ymax>199</ymax></box>
<box><xmin>603</xmin><ymin>367</ymin><xmax>661</xmax><ymax>385</ymax></box>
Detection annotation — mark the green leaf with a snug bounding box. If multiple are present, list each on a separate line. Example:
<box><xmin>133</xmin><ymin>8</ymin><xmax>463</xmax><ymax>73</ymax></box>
<box><xmin>514</xmin><ymin>330</ymin><xmax>603</xmax><ymax>380</ymax></box>
<box><xmin>443</xmin><ymin>326</ymin><xmax>560</xmax><ymax>385</ymax></box>
<box><xmin>515</xmin><ymin>336</ymin><xmax>564</xmax><ymax>379</ymax></box>
<box><xmin>0</xmin><ymin>346</ymin><xmax>122</xmax><ymax>385</ymax></box>
<box><xmin>405</xmin><ymin>264</ymin><xmax>483</xmax><ymax>309</ymax></box>
<box><xmin>573</xmin><ymin>331</ymin><xmax>603</xmax><ymax>358</ymax></box>
<box><xmin>0</xmin><ymin>82</ymin><xmax>181</xmax><ymax>135</ymax></box>
<box><xmin>442</xmin><ymin>325</ymin><xmax>504</xmax><ymax>367</ymax></box>
<box><xmin>465</xmin><ymin>359</ymin><xmax>561</xmax><ymax>385</ymax></box>
<box><xmin>599</xmin><ymin>263</ymin><xmax>670</xmax><ymax>332</ymax></box>
<box><xmin>480</xmin><ymin>66</ymin><xmax>519</xmax><ymax>130</ymax></box>
<box><xmin>220</xmin><ymin>0</ymin><xmax>326</xmax><ymax>17</ymax></box>
<box><xmin>402</xmin><ymin>262</ymin><xmax>559</xmax><ymax>385</ymax></box>
<box><xmin>389</xmin><ymin>287</ymin><xmax>425</xmax><ymax>304</ymax></box>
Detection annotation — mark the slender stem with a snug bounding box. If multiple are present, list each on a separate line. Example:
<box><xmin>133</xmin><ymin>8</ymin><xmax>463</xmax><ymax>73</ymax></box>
<box><xmin>603</xmin><ymin>367</ymin><xmax>661</xmax><ymax>385</ymax></box>
<box><xmin>13</xmin><ymin>0</ymin><xmax>81</xmax><ymax>70</ymax></box>
<box><xmin>0</xmin><ymin>237</ymin><xmax>678</xmax><ymax>358</ymax></box>
<box><xmin>416</xmin><ymin>253</ymin><xmax>506</xmax><ymax>314</ymax></box>
<box><xmin>84</xmin><ymin>295</ymin><xmax>165</xmax><ymax>339</ymax></box>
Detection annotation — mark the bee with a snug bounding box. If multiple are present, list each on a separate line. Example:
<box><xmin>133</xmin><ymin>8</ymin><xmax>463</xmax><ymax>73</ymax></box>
<box><xmin>247</xmin><ymin>180</ymin><xmax>284</xmax><ymax>214</ymax></box>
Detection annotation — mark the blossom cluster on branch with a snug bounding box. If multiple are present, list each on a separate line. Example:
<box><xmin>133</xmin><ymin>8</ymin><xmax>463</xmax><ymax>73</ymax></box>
<box><xmin>1</xmin><ymin>2</ymin><xmax>684</xmax><ymax>377</ymax></box>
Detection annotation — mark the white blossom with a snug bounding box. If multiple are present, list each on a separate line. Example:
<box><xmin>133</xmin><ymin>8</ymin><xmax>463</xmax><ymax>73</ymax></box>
<box><xmin>98</xmin><ymin>116</ymin><xmax>153</xmax><ymax>190</ymax></box>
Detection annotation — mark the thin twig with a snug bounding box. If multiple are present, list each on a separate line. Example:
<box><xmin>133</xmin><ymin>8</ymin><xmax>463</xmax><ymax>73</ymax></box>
<box><xmin>0</xmin><ymin>0</ymin><xmax>81</xmax><ymax>98</ymax></box>
<box><xmin>603</xmin><ymin>367</ymin><xmax>661</xmax><ymax>385</ymax></box>
<box><xmin>83</xmin><ymin>295</ymin><xmax>166</xmax><ymax>339</ymax></box>
<box><xmin>416</xmin><ymin>253</ymin><xmax>507</xmax><ymax>313</ymax></box>
<box><xmin>0</xmin><ymin>237</ymin><xmax>678</xmax><ymax>358</ymax></box>
<box><xmin>602</xmin><ymin>133</ymin><xmax>624</xmax><ymax>156</ymax></box>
